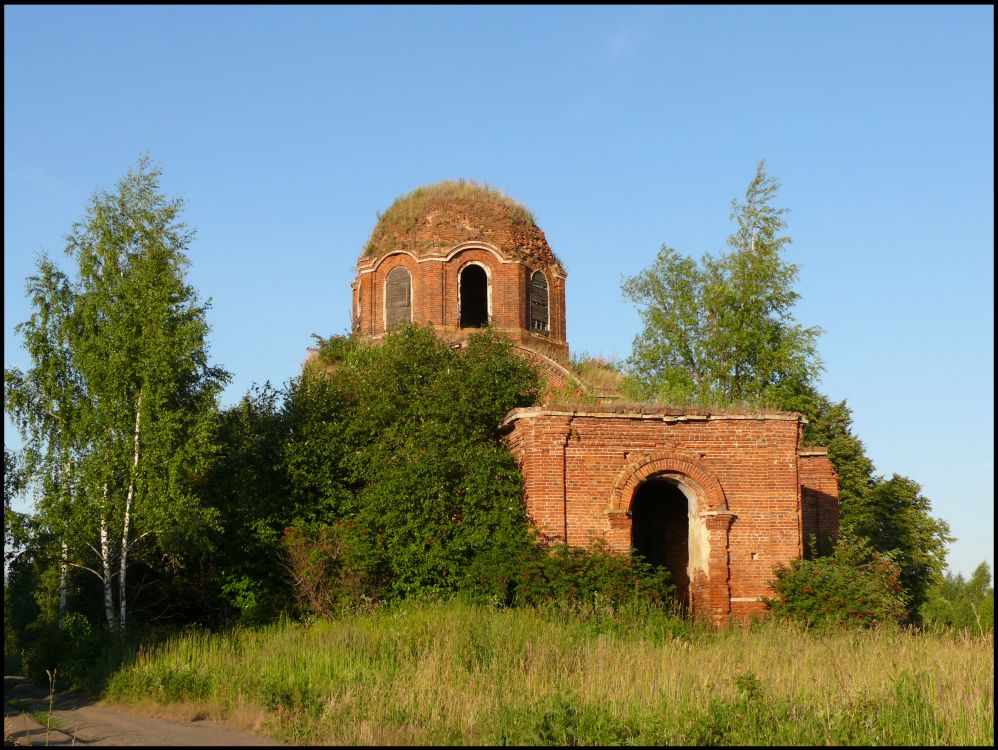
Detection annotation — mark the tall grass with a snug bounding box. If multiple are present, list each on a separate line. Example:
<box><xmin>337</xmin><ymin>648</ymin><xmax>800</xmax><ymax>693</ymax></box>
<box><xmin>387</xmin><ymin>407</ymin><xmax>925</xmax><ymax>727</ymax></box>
<box><xmin>103</xmin><ymin>600</ymin><xmax>994</xmax><ymax>745</ymax></box>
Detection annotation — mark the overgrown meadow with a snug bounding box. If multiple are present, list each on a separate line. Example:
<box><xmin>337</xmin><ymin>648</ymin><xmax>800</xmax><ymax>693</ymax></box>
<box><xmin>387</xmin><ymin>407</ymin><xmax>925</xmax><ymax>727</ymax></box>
<box><xmin>103</xmin><ymin>600</ymin><xmax>993</xmax><ymax>746</ymax></box>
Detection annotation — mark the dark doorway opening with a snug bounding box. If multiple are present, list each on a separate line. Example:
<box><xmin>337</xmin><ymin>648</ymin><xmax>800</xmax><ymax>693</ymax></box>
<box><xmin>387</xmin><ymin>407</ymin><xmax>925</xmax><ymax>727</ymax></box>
<box><xmin>630</xmin><ymin>479</ymin><xmax>690</xmax><ymax>609</ymax></box>
<box><xmin>460</xmin><ymin>265</ymin><xmax>488</xmax><ymax>328</ymax></box>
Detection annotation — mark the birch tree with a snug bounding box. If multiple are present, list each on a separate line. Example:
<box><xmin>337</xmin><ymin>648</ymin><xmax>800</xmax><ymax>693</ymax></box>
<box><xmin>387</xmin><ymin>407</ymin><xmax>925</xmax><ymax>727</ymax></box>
<box><xmin>4</xmin><ymin>259</ymin><xmax>85</xmax><ymax>622</ymax></box>
<box><xmin>622</xmin><ymin>161</ymin><xmax>823</xmax><ymax>405</ymax></box>
<box><xmin>67</xmin><ymin>155</ymin><xmax>229</xmax><ymax>631</ymax></box>
<box><xmin>7</xmin><ymin>155</ymin><xmax>229</xmax><ymax>633</ymax></box>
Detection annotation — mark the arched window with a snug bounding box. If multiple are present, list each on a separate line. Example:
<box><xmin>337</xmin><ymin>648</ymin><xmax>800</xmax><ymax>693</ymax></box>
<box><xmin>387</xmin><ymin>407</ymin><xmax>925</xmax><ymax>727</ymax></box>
<box><xmin>529</xmin><ymin>270</ymin><xmax>549</xmax><ymax>334</ymax></box>
<box><xmin>385</xmin><ymin>266</ymin><xmax>412</xmax><ymax>331</ymax></box>
<box><xmin>459</xmin><ymin>264</ymin><xmax>489</xmax><ymax>328</ymax></box>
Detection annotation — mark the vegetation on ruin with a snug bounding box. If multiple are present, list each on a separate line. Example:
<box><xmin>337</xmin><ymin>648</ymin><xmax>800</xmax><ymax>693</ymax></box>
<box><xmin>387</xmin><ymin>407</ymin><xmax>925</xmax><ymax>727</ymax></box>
<box><xmin>363</xmin><ymin>179</ymin><xmax>536</xmax><ymax>252</ymax></box>
<box><xmin>566</xmin><ymin>352</ymin><xmax>627</xmax><ymax>399</ymax></box>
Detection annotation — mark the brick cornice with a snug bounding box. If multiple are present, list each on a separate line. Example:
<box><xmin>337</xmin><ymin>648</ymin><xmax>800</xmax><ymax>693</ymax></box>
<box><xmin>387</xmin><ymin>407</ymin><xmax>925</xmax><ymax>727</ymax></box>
<box><xmin>501</xmin><ymin>406</ymin><xmax>805</xmax><ymax>430</ymax></box>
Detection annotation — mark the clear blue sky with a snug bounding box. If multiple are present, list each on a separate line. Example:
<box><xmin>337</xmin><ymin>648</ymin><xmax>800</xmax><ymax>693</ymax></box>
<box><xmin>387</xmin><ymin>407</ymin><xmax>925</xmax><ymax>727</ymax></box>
<box><xmin>4</xmin><ymin>6</ymin><xmax>993</xmax><ymax>578</ymax></box>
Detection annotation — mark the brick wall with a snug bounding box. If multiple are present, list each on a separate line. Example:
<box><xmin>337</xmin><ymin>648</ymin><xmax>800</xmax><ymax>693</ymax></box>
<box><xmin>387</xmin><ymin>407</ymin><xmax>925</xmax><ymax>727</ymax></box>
<box><xmin>502</xmin><ymin>407</ymin><xmax>838</xmax><ymax>624</ymax></box>
<box><xmin>799</xmin><ymin>450</ymin><xmax>840</xmax><ymax>557</ymax></box>
<box><xmin>355</xmin><ymin>245</ymin><xmax>568</xmax><ymax>360</ymax></box>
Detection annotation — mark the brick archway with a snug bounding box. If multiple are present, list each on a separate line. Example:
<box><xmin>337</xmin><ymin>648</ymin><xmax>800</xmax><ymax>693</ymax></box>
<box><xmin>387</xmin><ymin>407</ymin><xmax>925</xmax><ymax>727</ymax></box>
<box><xmin>607</xmin><ymin>451</ymin><xmax>734</xmax><ymax>623</ymax></box>
<box><xmin>609</xmin><ymin>451</ymin><xmax>728</xmax><ymax>512</ymax></box>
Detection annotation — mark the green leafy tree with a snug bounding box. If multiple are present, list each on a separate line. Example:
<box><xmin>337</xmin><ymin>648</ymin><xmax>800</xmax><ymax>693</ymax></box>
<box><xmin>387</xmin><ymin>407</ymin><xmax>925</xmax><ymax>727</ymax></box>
<box><xmin>921</xmin><ymin>562</ymin><xmax>994</xmax><ymax>633</ymax></box>
<box><xmin>5</xmin><ymin>258</ymin><xmax>87</xmax><ymax>621</ymax></box>
<box><xmin>4</xmin><ymin>446</ymin><xmax>29</xmax><ymax>564</ymax></box>
<box><xmin>622</xmin><ymin>161</ymin><xmax>822</xmax><ymax>405</ymax></box>
<box><xmin>843</xmin><ymin>475</ymin><xmax>951</xmax><ymax>618</ymax></box>
<box><xmin>195</xmin><ymin>383</ymin><xmax>295</xmax><ymax>625</ymax></box>
<box><xmin>284</xmin><ymin>325</ymin><xmax>541</xmax><ymax>602</ymax></box>
<box><xmin>771</xmin><ymin>382</ymin><xmax>876</xmax><ymax>520</ymax></box>
<box><xmin>6</xmin><ymin>155</ymin><xmax>229</xmax><ymax>633</ymax></box>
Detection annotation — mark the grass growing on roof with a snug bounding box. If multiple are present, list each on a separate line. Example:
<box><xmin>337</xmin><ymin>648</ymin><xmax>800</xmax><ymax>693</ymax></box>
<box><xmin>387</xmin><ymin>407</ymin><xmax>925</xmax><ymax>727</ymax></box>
<box><xmin>362</xmin><ymin>179</ymin><xmax>569</xmax><ymax>270</ymax></box>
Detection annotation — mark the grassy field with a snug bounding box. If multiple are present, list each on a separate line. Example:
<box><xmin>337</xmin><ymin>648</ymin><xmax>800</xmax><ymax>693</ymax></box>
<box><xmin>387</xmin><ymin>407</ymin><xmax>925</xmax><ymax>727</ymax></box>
<box><xmin>102</xmin><ymin>600</ymin><xmax>994</xmax><ymax>745</ymax></box>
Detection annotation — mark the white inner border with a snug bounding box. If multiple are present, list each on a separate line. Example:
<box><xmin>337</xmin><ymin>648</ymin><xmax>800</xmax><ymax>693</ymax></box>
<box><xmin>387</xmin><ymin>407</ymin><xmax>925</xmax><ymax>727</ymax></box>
<box><xmin>458</xmin><ymin>260</ymin><xmax>492</xmax><ymax>327</ymax></box>
<box><xmin>529</xmin><ymin>268</ymin><xmax>550</xmax><ymax>333</ymax></box>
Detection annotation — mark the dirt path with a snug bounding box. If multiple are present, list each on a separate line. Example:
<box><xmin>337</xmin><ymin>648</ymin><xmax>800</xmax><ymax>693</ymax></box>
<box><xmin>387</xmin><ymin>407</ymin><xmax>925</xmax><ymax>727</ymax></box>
<box><xmin>3</xmin><ymin>676</ymin><xmax>285</xmax><ymax>746</ymax></box>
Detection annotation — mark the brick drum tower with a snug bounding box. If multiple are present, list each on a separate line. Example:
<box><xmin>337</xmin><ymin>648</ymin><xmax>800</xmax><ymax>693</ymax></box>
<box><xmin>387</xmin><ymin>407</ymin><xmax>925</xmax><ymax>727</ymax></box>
<box><xmin>348</xmin><ymin>180</ymin><xmax>839</xmax><ymax>625</ymax></box>
<box><xmin>352</xmin><ymin>182</ymin><xmax>576</xmax><ymax>392</ymax></box>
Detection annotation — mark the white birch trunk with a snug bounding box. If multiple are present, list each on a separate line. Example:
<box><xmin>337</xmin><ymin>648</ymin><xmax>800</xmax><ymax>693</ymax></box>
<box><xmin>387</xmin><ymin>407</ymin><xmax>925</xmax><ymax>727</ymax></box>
<box><xmin>100</xmin><ymin>504</ymin><xmax>115</xmax><ymax>631</ymax></box>
<box><xmin>119</xmin><ymin>395</ymin><xmax>141</xmax><ymax>631</ymax></box>
<box><xmin>58</xmin><ymin>460</ymin><xmax>71</xmax><ymax>627</ymax></box>
<box><xmin>58</xmin><ymin>542</ymin><xmax>68</xmax><ymax>626</ymax></box>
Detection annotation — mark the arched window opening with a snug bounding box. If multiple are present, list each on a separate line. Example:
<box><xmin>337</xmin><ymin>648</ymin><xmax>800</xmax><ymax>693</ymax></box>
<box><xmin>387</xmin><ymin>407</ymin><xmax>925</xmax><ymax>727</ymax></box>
<box><xmin>631</xmin><ymin>478</ymin><xmax>691</xmax><ymax>611</ymax></box>
<box><xmin>459</xmin><ymin>264</ymin><xmax>489</xmax><ymax>328</ymax></box>
<box><xmin>385</xmin><ymin>266</ymin><xmax>412</xmax><ymax>331</ymax></box>
<box><xmin>529</xmin><ymin>270</ymin><xmax>549</xmax><ymax>335</ymax></box>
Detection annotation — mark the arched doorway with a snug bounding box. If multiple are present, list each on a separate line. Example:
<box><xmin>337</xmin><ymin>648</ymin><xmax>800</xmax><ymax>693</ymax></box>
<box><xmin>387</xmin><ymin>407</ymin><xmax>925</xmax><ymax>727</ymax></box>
<box><xmin>459</xmin><ymin>264</ymin><xmax>489</xmax><ymax>328</ymax></box>
<box><xmin>630</xmin><ymin>478</ymin><xmax>692</xmax><ymax>610</ymax></box>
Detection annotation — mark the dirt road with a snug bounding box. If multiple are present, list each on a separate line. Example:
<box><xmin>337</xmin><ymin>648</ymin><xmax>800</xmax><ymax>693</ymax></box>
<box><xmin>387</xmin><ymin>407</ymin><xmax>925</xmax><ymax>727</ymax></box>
<box><xmin>3</xmin><ymin>676</ymin><xmax>284</xmax><ymax>746</ymax></box>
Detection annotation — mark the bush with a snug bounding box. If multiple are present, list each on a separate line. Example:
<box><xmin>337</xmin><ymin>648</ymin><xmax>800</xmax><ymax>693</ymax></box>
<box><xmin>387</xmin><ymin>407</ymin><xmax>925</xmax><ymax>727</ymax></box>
<box><xmin>510</xmin><ymin>538</ymin><xmax>675</xmax><ymax>611</ymax></box>
<box><xmin>282</xmin><ymin>520</ymin><xmax>385</xmax><ymax>617</ymax></box>
<box><xmin>20</xmin><ymin>612</ymin><xmax>103</xmax><ymax>687</ymax></box>
<box><xmin>764</xmin><ymin>534</ymin><xmax>906</xmax><ymax>629</ymax></box>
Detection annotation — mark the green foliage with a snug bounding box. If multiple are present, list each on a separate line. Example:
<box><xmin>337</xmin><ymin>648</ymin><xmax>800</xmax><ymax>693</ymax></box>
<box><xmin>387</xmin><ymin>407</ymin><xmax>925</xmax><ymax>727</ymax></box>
<box><xmin>622</xmin><ymin>161</ymin><xmax>822</xmax><ymax>406</ymax></box>
<box><xmin>281</xmin><ymin>520</ymin><xmax>385</xmax><ymax>617</ymax></box>
<box><xmin>5</xmin><ymin>154</ymin><xmax>230</xmax><ymax>638</ymax></box>
<box><xmin>921</xmin><ymin>562</ymin><xmax>994</xmax><ymax>633</ymax></box>
<box><xmin>284</xmin><ymin>325</ymin><xmax>541</xmax><ymax>603</ymax></box>
<box><xmin>765</xmin><ymin>534</ymin><xmax>906</xmax><ymax>629</ymax></box>
<box><xmin>19</xmin><ymin>612</ymin><xmax>101</xmax><ymax>687</ymax></box>
<box><xmin>4</xmin><ymin>445</ymin><xmax>30</xmax><ymax>563</ymax></box>
<box><xmin>769</xmin><ymin>381</ymin><xmax>875</xmax><ymax>510</ymax></box>
<box><xmin>768</xmin><ymin>382</ymin><xmax>951</xmax><ymax>623</ymax></box>
<box><xmin>509</xmin><ymin>538</ymin><xmax>675</xmax><ymax>610</ymax></box>
<box><xmin>843</xmin><ymin>475</ymin><xmax>952</xmax><ymax>621</ymax></box>
<box><xmin>310</xmin><ymin>332</ymin><xmax>358</xmax><ymax>366</ymax></box>
<box><xmin>620</xmin><ymin>162</ymin><xmax>952</xmax><ymax>625</ymax></box>
<box><xmin>64</xmin><ymin>153</ymin><xmax>230</xmax><ymax>564</ymax></box>
<box><xmin>194</xmin><ymin>383</ymin><xmax>295</xmax><ymax>626</ymax></box>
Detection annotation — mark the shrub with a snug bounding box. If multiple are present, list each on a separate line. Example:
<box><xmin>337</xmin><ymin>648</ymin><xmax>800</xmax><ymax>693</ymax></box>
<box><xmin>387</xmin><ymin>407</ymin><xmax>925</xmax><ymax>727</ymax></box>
<box><xmin>764</xmin><ymin>533</ymin><xmax>905</xmax><ymax>629</ymax></box>
<box><xmin>510</xmin><ymin>537</ymin><xmax>675</xmax><ymax>611</ymax></box>
<box><xmin>282</xmin><ymin>520</ymin><xmax>385</xmax><ymax>617</ymax></box>
<box><xmin>20</xmin><ymin>612</ymin><xmax>103</xmax><ymax>687</ymax></box>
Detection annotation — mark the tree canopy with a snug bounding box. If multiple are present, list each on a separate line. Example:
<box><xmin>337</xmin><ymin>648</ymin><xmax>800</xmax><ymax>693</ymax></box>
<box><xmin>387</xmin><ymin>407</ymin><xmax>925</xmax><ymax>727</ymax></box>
<box><xmin>622</xmin><ymin>162</ymin><xmax>822</xmax><ymax>406</ymax></box>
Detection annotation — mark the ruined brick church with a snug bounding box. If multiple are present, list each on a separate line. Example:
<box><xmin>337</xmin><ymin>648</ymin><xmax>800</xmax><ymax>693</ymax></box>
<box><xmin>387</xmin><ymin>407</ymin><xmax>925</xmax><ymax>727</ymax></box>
<box><xmin>349</xmin><ymin>182</ymin><xmax>839</xmax><ymax>624</ymax></box>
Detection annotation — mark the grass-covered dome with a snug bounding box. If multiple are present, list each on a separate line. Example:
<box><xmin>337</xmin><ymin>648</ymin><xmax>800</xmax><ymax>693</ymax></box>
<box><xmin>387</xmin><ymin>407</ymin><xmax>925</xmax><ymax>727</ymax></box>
<box><xmin>362</xmin><ymin>180</ymin><xmax>562</xmax><ymax>269</ymax></box>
